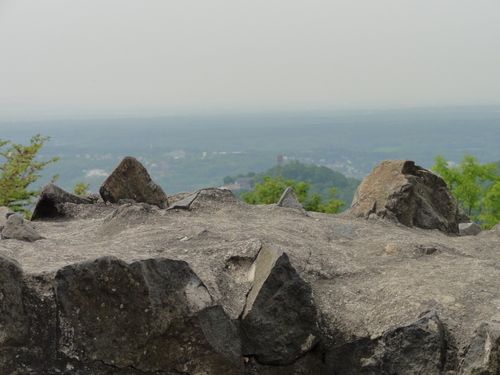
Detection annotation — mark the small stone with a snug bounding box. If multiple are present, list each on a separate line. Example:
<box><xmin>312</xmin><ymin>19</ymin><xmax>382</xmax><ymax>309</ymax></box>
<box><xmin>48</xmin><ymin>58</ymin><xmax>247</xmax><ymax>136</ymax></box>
<box><xmin>2</xmin><ymin>214</ymin><xmax>44</xmax><ymax>242</ymax></box>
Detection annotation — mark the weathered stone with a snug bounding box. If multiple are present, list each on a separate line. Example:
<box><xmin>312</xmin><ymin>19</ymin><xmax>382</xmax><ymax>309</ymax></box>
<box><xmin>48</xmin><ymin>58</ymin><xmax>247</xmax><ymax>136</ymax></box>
<box><xmin>0</xmin><ymin>255</ymin><xmax>29</xmax><ymax>348</ymax></box>
<box><xmin>31</xmin><ymin>183</ymin><xmax>94</xmax><ymax>221</ymax></box>
<box><xmin>277</xmin><ymin>187</ymin><xmax>308</xmax><ymax>215</ymax></box>
<box><xmin>460</xmin><ymin>321</ymin><xmax>500</xmax><ymax>374</ymax></box>
<box><xmin>168</xmin><ymin>191</ymin><xmax>199</xmax><ymax>210</ymax></box>
<box><xmin>56</xmin><ymin>256</ymin><xmax>242</xmax><ymax>374</ymax></box>
<box><xmin>2</xmin><ymin>214</ymin><xmax>44</xmax><ymax>241</ymax></box>
<box><xmin>100</xmin><ymin>156</ymin><xmax>168</xmax><ymax>208</ymax></box>
<box><xmin>342</xmin><ymin>159</ymin><xmax>461</xmax><ymax>234</ymax></box>
<box><xmin>460</xmin><ymin>222</ymin><xmax>482</xmax><ymax>236</ymax></box>
<box><xmin>241</xmin><ymin>244</ymin><xmax>320</xmax><ymax>365</ymax></box>
<box><xmin>324</xmin><ymin>310</ymin><xmax>446</xmax><ymax>374</ymax></box>
<box><xmin>188</xmin><ymin>188</ymin><xmax>240</xmax><ymax>211</ymax></box>
<box><xmin>0</xmin><ymin>206</ymin><xmax>14</xmax><ymax>231</ymax></box>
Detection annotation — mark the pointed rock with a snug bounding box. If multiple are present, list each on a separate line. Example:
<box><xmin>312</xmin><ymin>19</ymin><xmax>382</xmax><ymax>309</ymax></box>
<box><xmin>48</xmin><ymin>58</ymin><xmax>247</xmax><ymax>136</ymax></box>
<box><xmin>99</xmin><ymin>157</ymin><xmax>168</xmax><ymax>208</ymax></box>
<box><xmin>2</xmin><ymin>214</ymin><xmax>44</xmax><ymax>242</ymax></box>
<box><xmin>342</xmin><ymin>160</ymin><xmax>461</xmax><ymax>234</ymax></box>
<box><xmin>277</xmin><ymin>187</ymin><xmax>308</xmax><ymax>215</ymax></box>
<box><xmin>31</xmin><ymin>183</ymin><xmax>93</xmax><ymax>221</ymax></box>
<box><xmin>240</xmin><ymin>244</ymin><xmax>320</xmax><ymax>365</ymax></box>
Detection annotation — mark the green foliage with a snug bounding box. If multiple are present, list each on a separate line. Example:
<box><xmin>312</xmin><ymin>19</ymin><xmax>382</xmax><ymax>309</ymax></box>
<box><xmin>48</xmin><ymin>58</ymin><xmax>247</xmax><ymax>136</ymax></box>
<box><xmin>73</xmin><ymin>182</ymin><xmax>91</xmax><ymax>196</ymax></box>
<box><xmin>223</xmin><ymin>175</ymin><xmax>235</xmax><ymax>185</ymax></box>
<box><xmin>0</xmin><ymin>135</ymin><xmax>59</xmax><ymax>216</ymax></box>
<box><xmin>241</xmin><ymin>175</ymin><xmax>343</xmax><ymax>213</ymax></box>
<box><xmin>432</xmin><ymin>154</ymin><xmax>500</xmax><ymax>229</ymax></box>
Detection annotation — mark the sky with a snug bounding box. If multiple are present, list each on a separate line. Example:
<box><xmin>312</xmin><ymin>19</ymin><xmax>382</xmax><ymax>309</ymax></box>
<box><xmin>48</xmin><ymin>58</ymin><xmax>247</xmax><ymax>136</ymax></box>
<box><xmin>1</xmin><ymin>1</ymin><xmax>500</xmax><ymax>117</ymax></box>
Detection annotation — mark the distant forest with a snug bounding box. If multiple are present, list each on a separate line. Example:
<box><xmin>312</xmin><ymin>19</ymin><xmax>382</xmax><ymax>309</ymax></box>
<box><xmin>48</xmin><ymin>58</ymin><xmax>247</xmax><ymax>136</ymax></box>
<box><xmin>2</xmin><ymin>105</ymin><xmax>500</xmax><ymax>209</ymax></box>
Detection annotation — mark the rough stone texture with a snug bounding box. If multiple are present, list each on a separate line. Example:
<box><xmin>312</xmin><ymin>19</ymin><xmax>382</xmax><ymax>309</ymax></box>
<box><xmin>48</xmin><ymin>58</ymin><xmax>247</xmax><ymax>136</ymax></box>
<box><xmin>324</xmin><ymin>310</ymin><xmax>446</xmax><ymax>374</ymax></box>
<box><xmin>0</xmin><ymin>255</ymin><xmax>29</xmax><ymax>348</ymax></box>
<box><xmin>241</xmin><ymin>244</ymin><xmax>320</xmax><ymax>365</ymax></box>
<box><xmin>0</xmin><ymin>206</ymin><xmax>14</xmax><ymax>231</ymax></box>
<box><xmin>277</xmin><ymin>187</ymin><xmax>308</xmax><ymax>215</ymax></box>
<box><xmin>342</xmin><ymin>159</ymin><xmax>461</xmax><ymax>234</ymax></box>
<box><xmin>5</xmin><ymin>160</ymin><xmax>500</xmax><ymax>373</ymax></box>
<box><xmin>31</xmin><ymin>183</ymin><xmax>94</xmax><ymax>221</ymax></box>
<box><xmin>56</xmin><ymin>256</ymin><xmax>243</xmax><ymax>374</ymax></box>
<box><xmin>99</xmin><ymin>156</ymin><xmax>168</xmax><ymax>209</ymax></box>
<box><xmin>459</xmin><ymin>321</ymin><xmax>500</xmax><ymax>374</ymax></box>
<box><xmin>460</xmin><ymin>222</ymin><xmax>482</xmax><ymax>236</ymax></box>
<box><xmin>2</xmin><ymin>214</ymin><xmax>44</xmax><ymax>241</ymax></box>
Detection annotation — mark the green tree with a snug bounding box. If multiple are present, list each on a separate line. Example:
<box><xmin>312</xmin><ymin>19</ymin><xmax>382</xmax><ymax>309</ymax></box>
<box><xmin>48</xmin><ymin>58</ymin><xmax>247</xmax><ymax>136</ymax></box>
<box><xmin>241</xmin><ymin>175</ymin><xmax>343</xmax><ymax>214</ymax></box>
<box><xmin>432</xmin><ymin>154</ymin><xmax>500</xmax><ymax>228</ymax></box>
<box><xmin>0</xmin><ymin>135</ymin><xmax>59</xmax><ymax>216</ymax></box>
<box><xmin>72</xmin><ymin>182</ymin><xmax>91</xmax><ymax>196</ymax></box>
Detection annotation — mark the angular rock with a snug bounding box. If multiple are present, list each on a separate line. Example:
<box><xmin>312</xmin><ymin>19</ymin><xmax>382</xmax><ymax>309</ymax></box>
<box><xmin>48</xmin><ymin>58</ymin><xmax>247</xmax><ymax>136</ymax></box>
<box><xmin>460</xmin><ymin>321</ymin><xmax>500</xmax><ymax>374</ymax></box>
<box><xmin>188</xmin><ymin>188</ymin><xmax>239</xmax><ymax>211</ymax></box>
<box><xmin>342</xmin><ymin>160</ymin><xmax>461</xmax><ymax>234</ymax></box>
<box><xmin>324</xmin><ymin>310</ymin><xmax>446</xmax><ymax>374</ymax></box>
<box><xmin>0</xmin><ymin>206</ymin><xmax>14</xmax><ymax>231</ymax></box>
<box><xmin>459</xmin><ymin>222</ymin><xmax>482</xmax><ymax>236</ymax></box>
<box><xmin>277</xmin><ymin>187</ymin><xmax>308</xmax><ymax>215</ymax></box>
<box><xmin>56</xmin><ymin>256</ymin><xmax>242</xmax><ymax>374</ymax></box>
<box><xmin>31</xmin><ymin>183</ymin><xmax>94</xmax><ymax>221</ymax></box>
<box><xmin>2</xmin><ymin>214</ymin><xmax>44</xmax><ymax>241</ymax></box>
<box><xmin>240</xmin><ymin>244</ymin><xmax>320</xmax><ymax>365</ymax></box>
<box><xmin>99</xmin><ymin>156</ymin><xmax>168</xmax><ymax>208</ymax></box>
<box><xmin>168</xmin><ymin>191</ymin><xmax>199</xmax><ymax>210</ymax></box>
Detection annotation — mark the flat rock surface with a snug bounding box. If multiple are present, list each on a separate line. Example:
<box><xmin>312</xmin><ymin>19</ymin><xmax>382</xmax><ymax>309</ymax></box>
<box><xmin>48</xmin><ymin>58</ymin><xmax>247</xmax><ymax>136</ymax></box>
<box><xmin>2</xmin><ymin>192</ymin><xmax>500</xmax><ymax>353</ymax></box>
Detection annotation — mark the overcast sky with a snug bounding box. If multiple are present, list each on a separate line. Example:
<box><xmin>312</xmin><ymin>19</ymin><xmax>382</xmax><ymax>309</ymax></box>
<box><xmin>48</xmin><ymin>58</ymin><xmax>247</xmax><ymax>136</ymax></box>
<box><xmin>1</xmin><ymin>1</ymin><xmax>499</xmax><ymax>117</ymax></box>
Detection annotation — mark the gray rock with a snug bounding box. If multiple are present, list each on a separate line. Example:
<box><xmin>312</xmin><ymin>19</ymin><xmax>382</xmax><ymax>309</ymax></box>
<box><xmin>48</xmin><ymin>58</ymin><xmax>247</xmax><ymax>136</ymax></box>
<box><xmin>0</xmin><ymin>255</ymin><xmax>29</xmax><ymax>347</ymax></box>
<box><xmin>241</xmin><ymin>244</ymin><xmax>320</xmax><ymax>365</ymax></box>
<box><xmin>459</xmin><ymin>222</ymin><xmax>482</xmax><ymax>236</ymax></box>
<box><xmin>277</xmin><ymin>187</ymin><xmax>308</xmax><ymax>215</ymax></box>
<box><xmin>2</xmin><ymin>214</ymin><xmax>44</xmax><ymax>241</ymax></box>
<box><xmin>324</xmin><ymin>310</ymin><xmax>446</xmax><ymax>374</ymax></box>
<box><xmin>168</xmin><ymin>191</ymin><xmax>199</xmax><ymax>210</ymax></box>
<box><xmin>342</xmin><ymin>159</ymin><xmax>461</xmax><ymax>234</ymax></box>
<box><xmin>460</xmin><ymin>321</ymin><xmax>500</xmax><ymax>374</ymax></box>
<box><xmin>0</xmin><ymin>206</ymin><xmax>14</xmax><ymax>231</ymax></box>
<box><xmin>100</xmin><ymin>156</ymin><xmax>169</xmax><ymax>209</ymax></box>
<box><xmin>56</xmin><ymin>256</ymin><xmax>243</xmax><ymax>374</ymax></box>
<box><xmin>31</xmin><ymin>183</ymin><xmax>94</xmax><ymax>221</ymax></box>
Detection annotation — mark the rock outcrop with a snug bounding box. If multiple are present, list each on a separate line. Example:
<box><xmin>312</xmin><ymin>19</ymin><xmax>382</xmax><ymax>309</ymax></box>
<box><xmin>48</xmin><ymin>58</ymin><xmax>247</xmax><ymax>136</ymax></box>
<box><xmin>342</xmin><ymin>159</ymin><xmax>462</xmax><ymax>234</ymax></box>
<box><xmin>31</xmin><ymin>183</ymin><xmax>94</xmax><ymax>220</ymax></box>
<box><xmin>3</xmin><ymin>158</ymin><xmax>500</xmax><ymax>374</ymax></box>
<box><xmin>99</xmin><ymin>156</ymin><xmax>169</xmax><ymax>209</ymax></box>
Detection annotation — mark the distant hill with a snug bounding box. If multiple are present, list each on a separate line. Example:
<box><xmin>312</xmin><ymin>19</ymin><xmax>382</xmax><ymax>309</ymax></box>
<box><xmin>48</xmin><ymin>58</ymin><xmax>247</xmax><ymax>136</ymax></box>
<box><xmin>229</xmin><ymin>160</ymin><xmax>361</xmax><ymax>210</ymax></box>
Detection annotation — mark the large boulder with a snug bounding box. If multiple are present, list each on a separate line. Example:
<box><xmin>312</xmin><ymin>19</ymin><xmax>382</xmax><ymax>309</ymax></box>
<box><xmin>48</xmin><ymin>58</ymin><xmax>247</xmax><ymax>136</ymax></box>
<box><xmin>240</xmin><ymin>244</ymin><xmax>320</xmax><ymax>365</ymax></box>
<box><xmin>31</xmin><ymin>183</ymin><xmax>94</xmax><ymax>221</ymax></box>
<box><xmin>99</xmin><ymin>157</ymin><xmax>169</xmax><ymax>209</ymax></box>
<box><xmin>342</xmin><ymin>159</ymin><xmax>461</xmax><ymax>234</ymax></box>
<box><xmin>56</xmin><ymin>256</ymin><xmax>242</xmax><ymax>374</ymax></box>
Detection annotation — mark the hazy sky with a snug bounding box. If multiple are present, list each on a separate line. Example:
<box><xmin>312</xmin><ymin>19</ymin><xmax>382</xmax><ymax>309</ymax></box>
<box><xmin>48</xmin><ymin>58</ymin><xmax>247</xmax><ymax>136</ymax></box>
<box><xmin>1</xmin><ymin>1</ymin><xmax>499</xmax><ymax>116</ymax></box>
